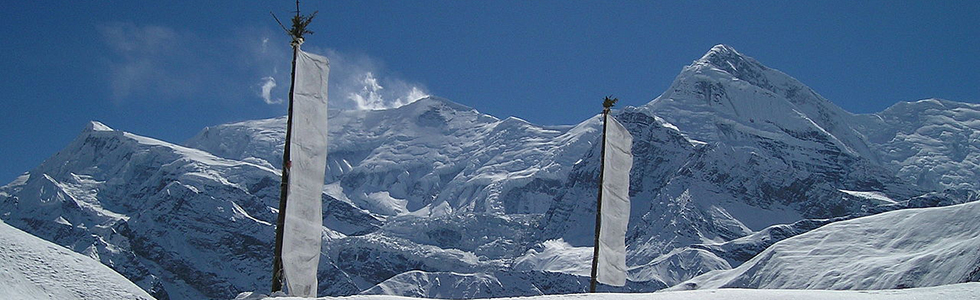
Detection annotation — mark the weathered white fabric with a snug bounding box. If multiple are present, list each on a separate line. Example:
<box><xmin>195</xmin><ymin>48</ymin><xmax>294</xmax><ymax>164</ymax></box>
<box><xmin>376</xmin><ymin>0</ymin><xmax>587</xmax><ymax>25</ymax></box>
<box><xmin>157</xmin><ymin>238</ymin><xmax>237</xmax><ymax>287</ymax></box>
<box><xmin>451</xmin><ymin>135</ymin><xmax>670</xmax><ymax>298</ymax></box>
<box><xmin>597</xmin><ymin>114</ymin><xmax>632</xmax><ymax>286</ymax></box>
<box><xmin>282</xmin><ymin>47</ymin><xmax>329</xmax><ymax>298</ymax></box>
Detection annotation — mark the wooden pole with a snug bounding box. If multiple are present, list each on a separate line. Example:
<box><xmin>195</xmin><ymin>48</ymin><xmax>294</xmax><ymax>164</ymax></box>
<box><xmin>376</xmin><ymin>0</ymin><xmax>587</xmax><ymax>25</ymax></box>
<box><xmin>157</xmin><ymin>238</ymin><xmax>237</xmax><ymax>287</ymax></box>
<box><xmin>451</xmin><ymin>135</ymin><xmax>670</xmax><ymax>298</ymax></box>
<box><xmin>590</xmin><ymin>97</ymin><xmax>616</xmax><ymax>293</ymax></box>
<box><xmin>272</xmin><ymin>0</ymin><xmax>314</xmax><ymax>292</ymax></box>
<box><xmin>271</xmin><ymin>37</ymin><xmax>301</xmax><ymax>295</ymax></box>
<box><xmin>590</xmin><ymin>97</ymin><xmax>617</xmax><ymax>293</ymax></box>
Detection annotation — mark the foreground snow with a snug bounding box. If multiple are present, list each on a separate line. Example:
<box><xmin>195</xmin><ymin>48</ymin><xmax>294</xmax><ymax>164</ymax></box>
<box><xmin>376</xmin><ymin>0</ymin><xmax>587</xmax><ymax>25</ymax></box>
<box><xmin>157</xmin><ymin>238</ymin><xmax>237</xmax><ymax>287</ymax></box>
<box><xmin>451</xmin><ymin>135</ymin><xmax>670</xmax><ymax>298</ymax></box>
<box><xmin>674</xmin><ymin>201</ymin><xmax>980</xmax><ymax>290</ymax></box>
<box><xmin>238</xmin><ymin>282</ymin><xmax>980</xmax><ymax>300</ymax></box>
<box><xmin>0</xmin><ymin>220</ymin><xmax>153</xmax><ymax>300</ymax></box>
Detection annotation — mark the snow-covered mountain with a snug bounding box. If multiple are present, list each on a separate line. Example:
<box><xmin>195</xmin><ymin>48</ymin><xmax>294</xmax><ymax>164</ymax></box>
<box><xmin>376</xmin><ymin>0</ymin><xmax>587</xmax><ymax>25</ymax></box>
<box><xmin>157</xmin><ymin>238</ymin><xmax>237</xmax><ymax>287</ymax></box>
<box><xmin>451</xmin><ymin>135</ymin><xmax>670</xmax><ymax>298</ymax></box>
<box><xmin>0</xmin><ymin>122</ymin><xmax>365</xmax><ymax>299</ymax></box>
<box><xmin>2</xmin><ymin>45</ymin><xmax>978</xmax><ymax>299</ymax></box>
<box><xmin>0</xmin><ymin>99</ymin><xmax>598</xmax><ymax>299</ymax></box>
<box><xmin>186</xmin><ymin>98</ymin><xmax>597</xmax><ymax>216</ymax></box>
<box><xmin>0</xmin><ymin>219</ymin><xmax>154</xmax><ymax>300</ymax></box>
<box><xmin>534</xmin><ymin>45</ymin><xmax>959</xmax><ymax>288</ymax></box>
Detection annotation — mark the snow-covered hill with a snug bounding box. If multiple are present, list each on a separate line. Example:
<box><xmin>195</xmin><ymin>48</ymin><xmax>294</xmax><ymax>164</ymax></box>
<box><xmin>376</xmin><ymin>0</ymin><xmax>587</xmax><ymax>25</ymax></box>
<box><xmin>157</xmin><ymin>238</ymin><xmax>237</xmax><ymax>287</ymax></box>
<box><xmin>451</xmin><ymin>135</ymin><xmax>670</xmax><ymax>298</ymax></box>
<box><xmin>2</xmin><ymin>45</ymin><xmax>978</xmax><ymax>299</ymax></box>
<box><xmin>672</xmin><ymin>200</ymin><xmax>980</xmax><ymax>290</ymax></box>
<box><xmin>0</xmin><ymin>219</ymin><xmax>154</xmax><ymax>300</ymax></box>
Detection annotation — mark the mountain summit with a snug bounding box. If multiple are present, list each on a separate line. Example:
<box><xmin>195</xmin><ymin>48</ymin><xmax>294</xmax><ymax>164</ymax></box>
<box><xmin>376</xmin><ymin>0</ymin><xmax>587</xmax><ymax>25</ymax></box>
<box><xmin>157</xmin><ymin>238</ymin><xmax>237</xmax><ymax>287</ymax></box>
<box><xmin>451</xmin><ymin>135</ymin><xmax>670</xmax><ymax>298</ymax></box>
<box><xmin>696</xmin><ymin>44</ymin><xmax>771</xmax><ymax>85</ymax></box>
<box><xmin>646</xmin><ymin>44</ymin><xmax>875</xmax><ymax>159</ymax></box>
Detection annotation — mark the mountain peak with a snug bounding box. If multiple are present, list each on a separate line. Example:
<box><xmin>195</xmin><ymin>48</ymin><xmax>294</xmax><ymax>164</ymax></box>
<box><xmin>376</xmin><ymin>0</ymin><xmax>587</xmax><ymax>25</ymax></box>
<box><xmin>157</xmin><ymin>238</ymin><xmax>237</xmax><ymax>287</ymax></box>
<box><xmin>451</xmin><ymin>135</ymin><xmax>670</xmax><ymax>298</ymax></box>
<box><xmin>85</xmin><ymin>121</ymin><xmax>114</xmax><ymax>132</ymax></box>
<box><xmin>699</xmin><ymin>44</ymin><xmax>741</xmax><ymax>61</ymax></box>
<box><xmin>648</xmin><ymin>44</ymin><xmax>880</xmax><ymax>160</ymax></box>
<box><xmin>694</xmin><ymin>44</ymin><xmax>770</xmax><ymax>84</ymax></box>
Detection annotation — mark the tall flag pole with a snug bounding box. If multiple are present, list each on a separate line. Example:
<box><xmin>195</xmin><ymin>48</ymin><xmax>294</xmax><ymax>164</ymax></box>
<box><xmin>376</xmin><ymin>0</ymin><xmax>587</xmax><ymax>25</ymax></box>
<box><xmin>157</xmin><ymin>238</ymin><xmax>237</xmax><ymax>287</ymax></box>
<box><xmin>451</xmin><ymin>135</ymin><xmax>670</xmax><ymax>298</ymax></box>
<box><xmin>271</xmin><ymin>1</ymin><xmax>329</xmax><ymax>297</ymax></box>
<box><xmin>589</xmin><ymin>97</ymin><xmax>633</xmax><ymax>292</ymax></box>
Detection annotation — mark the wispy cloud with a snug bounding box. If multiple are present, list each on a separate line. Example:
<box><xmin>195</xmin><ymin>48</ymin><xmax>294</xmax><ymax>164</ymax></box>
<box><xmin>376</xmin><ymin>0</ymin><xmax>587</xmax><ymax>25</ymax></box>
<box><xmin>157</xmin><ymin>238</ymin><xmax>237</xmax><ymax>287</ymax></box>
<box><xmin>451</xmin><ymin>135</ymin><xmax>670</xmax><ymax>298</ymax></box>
<box><xmin>99</xmin><ymin>23</ymin><xmax>428</xmax><ymax>110</ymax></box>
<box><xmin>320</xmin><ymin>49</ymin><xmax>430</xmax><ymax>110</ymax></box>
<box><xmin>346</xmin><ymin>72</ymin><xmax>429</xmax><ymax>110</ymax></box>
<box><xmin>259</xmin><ymin>76</ymin><xmax>281</xmax><ymax>104</ymax></box>
<box><xmin>100</xmin><ymin>23</ymin><xmax>194</xmax><ymax>101</ymax></box>
<box><xmin>254</xmin><ymin>47</ymin><xmax>430</xmax><ymax>109</ymax></box>
<box><xmin>99</xmin><ymin>23</ymin><xmax>285</xmax><ymax>105</ymax></box>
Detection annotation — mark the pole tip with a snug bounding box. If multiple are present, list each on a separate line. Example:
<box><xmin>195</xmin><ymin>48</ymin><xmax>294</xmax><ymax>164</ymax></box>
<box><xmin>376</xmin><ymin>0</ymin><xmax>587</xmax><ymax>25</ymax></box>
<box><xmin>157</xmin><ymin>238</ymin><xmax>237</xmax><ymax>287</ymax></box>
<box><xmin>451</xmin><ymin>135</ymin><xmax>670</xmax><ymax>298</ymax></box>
<box><xmin>602</xmin><ymin>96</ymin><xmax>618</xmax><ymax>110</ymax></box>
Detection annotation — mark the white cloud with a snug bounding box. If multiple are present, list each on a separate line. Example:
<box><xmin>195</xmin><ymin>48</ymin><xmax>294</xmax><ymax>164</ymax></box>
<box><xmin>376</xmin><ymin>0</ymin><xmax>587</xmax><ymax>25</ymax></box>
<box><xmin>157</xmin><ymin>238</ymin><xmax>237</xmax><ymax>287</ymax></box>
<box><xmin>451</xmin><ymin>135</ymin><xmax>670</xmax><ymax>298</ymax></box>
<box><xmin>346</xmin><ymin>72</ymin><xmax>428</xmax><ymax>110</ymax></box>
<box><xmin>99</xmin><ymin>23</ymin><xmax>428</xmax><ymax>110</ymax></box>
<box><xmin>319</xmin><ymin>49</ymin><xmax>430</xmax><ymax>110</ymax></box>
<box><xmin>101</xmin><ymin>24</ymin><xmax>178</xmax><ymax>54</ymax></box>
<box><xmin>347</xmin><ymin>72</ymin><xmax>384</xmax><ymax>109</ymax></box>
<box><xmin>259</xmin><ymin>77</ymin><xmax>282</xmax><ymax>104</ymax></box>
<box><xmin>100</xmin><ymin>23</ymin><xmax>288</xmax><ymax>105</ymax></box>
<box><xmin>100</xmin><ymin>23</ymin><xmax>190</xmax><ymax>101</ymax></box>
<box><xmin>258</xmin><ymin>48</ymin><xmax>430</xmax><ymax>110</ymax></box>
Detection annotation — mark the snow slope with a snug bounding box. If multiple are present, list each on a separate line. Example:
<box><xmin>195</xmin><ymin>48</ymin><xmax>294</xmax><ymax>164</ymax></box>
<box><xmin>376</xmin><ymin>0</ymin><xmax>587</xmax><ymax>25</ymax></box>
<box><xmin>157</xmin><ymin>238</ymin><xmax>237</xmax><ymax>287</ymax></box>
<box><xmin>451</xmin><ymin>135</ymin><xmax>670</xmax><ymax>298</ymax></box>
<box><xmin>236</xmin><ymin>282</ymin><xmax>980</xmax><ymax>300</ymax></box>
<box><xmin>673</xmin><ymin>201</ymin><xmax>980</xmax><ymax>290</ymax></box>
<box><xmin>0</xmin><ymin>219</ymin><xmax>153</xmax><ymax>300</ymax></box>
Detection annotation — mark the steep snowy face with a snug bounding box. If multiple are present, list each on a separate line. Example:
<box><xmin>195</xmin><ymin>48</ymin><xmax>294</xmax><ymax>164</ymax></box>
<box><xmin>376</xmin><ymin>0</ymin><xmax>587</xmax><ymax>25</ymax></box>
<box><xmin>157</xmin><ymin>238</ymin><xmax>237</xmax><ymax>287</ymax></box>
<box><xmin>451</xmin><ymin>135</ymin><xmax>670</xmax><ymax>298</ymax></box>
<box><xmin>0</xmin><ymin>122</ymin><xmax>368</xmax><ymax>299</ymax></box>
<box><xmin>532</xmin><ymin>108</ymin><xmax>753</xmax><ymax>289</ymax></box>
<box><xmin>674</xmin><ymin>200</ymin><xmax>980</xmax><ymax>291</ymax></box>
<box><xmin>184</xmin><ymin>117</ymin><xmax>286</xmax><ymax>171</ymax></box>
<box><xmin>539</xmin><ymin>109</ymin><xmax>715</xmax><ymax>245</ymax></box>
<box><xmin>636</xmin><ymin>45</ymin><xmax>917</xmax><ymax>220</ymax></box>
<box><xmin>0</xmin><ymin>220</ymin><xmax>154</xmax><ymax>300</ymax></box>
<box><xmin>187</xmin><ymin>97</ymin><xmax>596</xmax><ymax>216</ymax></box>
<box><xmin>648</xmin><ymin>44</ymin><xmax>874</xmax><ymax>160</ymax></box>
<box><xmin>859</xmin><ymin>99</ymin><xmax>980</xmax><ymax>192</ymax></box>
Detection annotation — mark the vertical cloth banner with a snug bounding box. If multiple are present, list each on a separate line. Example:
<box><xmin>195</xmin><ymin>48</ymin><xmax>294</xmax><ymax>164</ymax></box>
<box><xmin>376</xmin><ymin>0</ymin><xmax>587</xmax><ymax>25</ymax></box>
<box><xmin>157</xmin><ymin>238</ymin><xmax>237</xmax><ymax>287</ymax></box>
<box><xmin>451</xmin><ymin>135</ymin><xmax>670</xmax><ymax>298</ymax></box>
<box><xmin>282</xmin><ymin>47</ymin><xmax>330</xmax><ymax>298</ymax></box>
<box><xmin>597</xmin><ymin>115</ymin><xmax>632</xmax><ymax>286</ymax></box>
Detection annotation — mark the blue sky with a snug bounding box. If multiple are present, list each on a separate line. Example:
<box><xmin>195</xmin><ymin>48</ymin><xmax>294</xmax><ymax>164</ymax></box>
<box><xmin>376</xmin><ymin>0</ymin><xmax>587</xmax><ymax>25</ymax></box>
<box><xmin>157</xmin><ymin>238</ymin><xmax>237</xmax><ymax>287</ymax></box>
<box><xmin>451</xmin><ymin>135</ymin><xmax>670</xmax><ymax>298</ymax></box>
<box><xmin>1</xmin><ymin>1</ymin><xmax>978</xmax><ymax>182</ymax></box>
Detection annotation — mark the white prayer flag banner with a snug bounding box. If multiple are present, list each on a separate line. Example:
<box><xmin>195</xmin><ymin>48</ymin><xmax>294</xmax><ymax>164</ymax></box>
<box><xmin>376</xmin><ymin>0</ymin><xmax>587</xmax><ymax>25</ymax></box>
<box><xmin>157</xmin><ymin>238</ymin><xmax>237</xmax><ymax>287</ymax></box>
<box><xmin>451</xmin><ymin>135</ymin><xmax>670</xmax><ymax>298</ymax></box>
<box><xmin>282</xmin><ymin>47</ymin><xmax>329</xmax><ymax>298</ymax></box>
<box><xmin>597</xmin><ymin>114</ymin><xmax>632</xmax><ymax>287</ymax></box>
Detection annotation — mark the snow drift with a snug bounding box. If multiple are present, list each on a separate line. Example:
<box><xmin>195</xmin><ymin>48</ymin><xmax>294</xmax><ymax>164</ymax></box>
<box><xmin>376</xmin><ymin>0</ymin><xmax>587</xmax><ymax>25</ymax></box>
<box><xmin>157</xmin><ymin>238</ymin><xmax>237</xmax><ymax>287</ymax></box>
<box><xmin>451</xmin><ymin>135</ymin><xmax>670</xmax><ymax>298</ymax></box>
<box><xmin>0</xmin><ymin>220</ymin><xmax>153</xmax><ymax>300</ymax></box>
<box><xmin>673</xmin><ymin>200</ymin><xmax>980</xmax><ymax>290</ymax></box>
